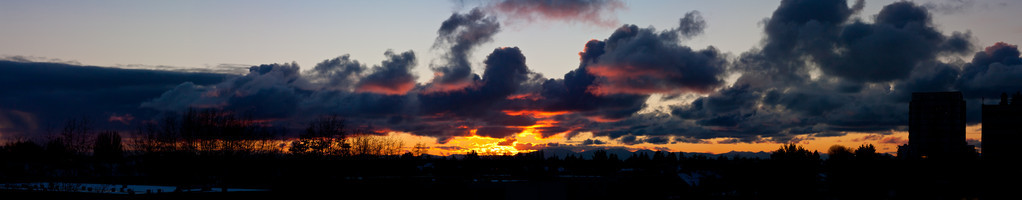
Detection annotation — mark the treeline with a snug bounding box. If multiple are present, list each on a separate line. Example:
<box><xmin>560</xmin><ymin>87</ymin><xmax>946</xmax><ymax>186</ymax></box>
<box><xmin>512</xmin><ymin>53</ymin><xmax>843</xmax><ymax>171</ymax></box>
<box><xmin>770</xmin><ymin>143</ymin><xmax>894</xmax><ymax>161</ymax></box>
<box><xmin>2</xmin><ymin>108</ymin><xmax>409</xmax><ymax>160</ymax></box>
<box><xmin>131</xmin><ymin>109</ymin><xmax>283</xmax><ymax>156</ymax></box>
<box><xmin>0</xmin><ymin>109</ymin><xmax>989</xmax><ymax>199</ymax></box>
<box><xmin>2</xmin><ymin>107</ymin><xmax>902</xmax><ymax>161</ymax></box>
<box><xmin>1</xmin><ymin>137</ymin><xmax>989</xmax><ymax>199</ymax></box>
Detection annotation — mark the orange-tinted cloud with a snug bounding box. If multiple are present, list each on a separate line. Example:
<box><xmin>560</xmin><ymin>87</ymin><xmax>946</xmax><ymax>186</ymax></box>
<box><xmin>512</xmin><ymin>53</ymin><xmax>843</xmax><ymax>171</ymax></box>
<box><xmin>355</xmin><ymin>81</ymin><xmax>415</xmax><ymax>95</ymax></box>
<box><xmin>354</xmin><ymin>50</ymin><xmax>418</xmax><ymax>95</ymax></box>
<box><xmin>514</xmin><ymin>142</ymin><xmax>548</xmax><ymax>151</ymax></box>
<box><xmin>505</xmin><ymin>93</ymin><xmax>543</xmax><ymax>101</ymax></box>
<box><xmin>422</xmin><ymin>74</ymin><xmax>478</xmax><ymax>94</ymax></box>
<box><xmin>502</xmin><ymin>110</ymin><xmax>570</xmax><ymax>118</ymax></box>
<box><xmin>580</xmin><ymin>25</ymin><xmax>727</xmax><ymax>96</ymax></box>
<box><xmin>498</xmin><ymin>138</ymin><xmax>516</xmax><ymax>146</ymax></box>
<box><xmin>879</xmin><ymin>136</ymin><xmax>908</xmax><ymax>145</ymax></box>
<box><xmin>853</xmin><ymin>134</ymin><xmax>885</xmax><ymax>142</ymax></box>
<box><xmin>985</xmin><ymin>42</ymin><xmax>1017</xmax><ymax>56</ymax></box>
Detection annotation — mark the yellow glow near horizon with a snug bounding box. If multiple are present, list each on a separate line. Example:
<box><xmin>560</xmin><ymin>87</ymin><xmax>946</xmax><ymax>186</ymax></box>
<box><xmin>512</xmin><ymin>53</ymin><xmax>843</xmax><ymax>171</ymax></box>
<box><xmin>442</xmin><ymin>135</ymin><xmax>532</xmax><ymax>155</ymax></box>
<box><xmin>91</xmin><ymin>123</ymin><xmax>982</xmax><ymax>157</ymax></box>
<box><xmin>391</xmin><ymin>123</ymin><xmax>984</xmax><ymax>156</ymax></box>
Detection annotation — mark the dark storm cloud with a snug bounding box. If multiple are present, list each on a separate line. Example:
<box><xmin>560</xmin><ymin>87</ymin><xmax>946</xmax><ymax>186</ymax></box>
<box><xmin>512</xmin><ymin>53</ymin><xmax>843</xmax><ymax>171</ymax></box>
<box><xmin>418</xmin><ymin>47</ymin><xmax>531</xmax><ymax>116</ymax></box>
<box><xmin>143</xmin><ymin>51</ymin><xmax>428</xmax><ymax>131</ymax></box>
<box><xmin>892</xmin><ymin>61</ymin><xmax>961</xmax><ymax>101</ymax></box>
<box><xmin>429</xmin><ymin>8</ymin><xmax>499</xmax><ymax>90</ymax></box>
<box><xmin>411</xmin><ymin>47</ymin><xmax>549</xmax><ymax>140</ymax></box>
<box><xmin>139</xmin><ymin>82</ymin><xmax>212</xmax><ymax>111</ymax></box>
<box><xmin>479</xmin><ymin>47</ymin><xmax>531</xmax><ymax>98</ymax></box>
<box><xmin>298</xmin><ymin>14</ymin><xmax>735</xmax><ymax>141</ymax></box>
<box><xmin>145</xmin><ymin>62</ymin><xmax>307</xmax><ymax>119</ymax></box>
<box><xmin>760</xmin><ymin>0</ymin><xmax>857</xmax><ymax>65</ymax></box>
<box><xmin>673</xmin><ymin>84</ymin><xmax>759</xmax><ymax>120</ymax></box>
<box><xmin>675</xmin><ymin>11</ymin><xmax>706</xmax><ymax>39</ymax></box>
<box><xmin>216</xmin><ymin>63</ymin><xmax>305</xmax><ymax>118</ymax></box>
<box><xmin>815</xmin><ymin>2</ymin><xmax>973</xmax><ymax>82</ymax></box>
<box><xmin>587</xmin><ymin>24</ymin><xmax>728</xmax><ymax>95</ymax></box>
<box><xmin>475</xmin><ymin>126</ymin><xmax>522</xmax><ymax>138</ymax></box>
<box><xmin>955</xmin><ymin>42</ymin><xmax>1022</xmax><ymax>124</ymax></box>
<box><xmin>593</xmin><ymin>113</ymin><xmax>703</xmax><ymax>140</ymax></box>
<box><xmin>305</xmin><ymin>55</ymin><xmax>365</xmax><ymax>91</ymax></box>
<box><xmin>0</xmin><ymin>60</ymin><xmax>231</xmax><ymax>137</ymax></box>
<box><xmin>582</xmin><ymin>138</ymin><xmax>606</xmax><ymax>145</ymax></box>
<box><xmin>491</xmin><ymin>0</ymin><xmax>625</xmax><ymax>27</ymax></box>
<box><xmin>643</xmin><ymin>136</ymin><xmax>670</xmax><ymax>144</ymax></box>
<box><xmin>659</xmin><ymin>0</ymin><xmax>980</xmax><ymax>143</ymax></box>
<box><xmin>355</xmin><ymin>50</ymin><xmax>418</xmax><ymax>95</ymax></box>
<box><xmin>619</xmin><ymin>135</ymin><xmax>639</xmax><ymax>145</ymax></box>
<box><xmin>957</xmin><ymin>42</ymin><xmax>1022</xmax><ymax>98</ymax></box>
<box><xmin>668</xmin><ymin>74</ymin><xmax>913</xmax><ymax>142</ymax></box>
<box><xmin>8</xmin><ymin>0</ymin><xmax>1018</xmax><ymax>151</ymax></box>
<box><xmin>754</xmin><ymin>0</ymin><xmax>971</xmax><ymax>83</ymax></box>
<box><xmin>535</xmin><ymin>39</ymin><xmax>648</xmax><ymax>122</ymax></box>
<box><xmin>136</xmin><ymin>46</ymin><xmax>545</xmax><ymax>143</ymax></box>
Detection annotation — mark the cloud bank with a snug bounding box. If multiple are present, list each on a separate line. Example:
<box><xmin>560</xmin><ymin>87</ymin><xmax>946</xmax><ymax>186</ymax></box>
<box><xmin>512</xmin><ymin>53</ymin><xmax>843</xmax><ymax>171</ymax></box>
<box><xmin>4</xmin><ymin>0</ymin><xmax>1019</xmax><ymax>150</ymax></box>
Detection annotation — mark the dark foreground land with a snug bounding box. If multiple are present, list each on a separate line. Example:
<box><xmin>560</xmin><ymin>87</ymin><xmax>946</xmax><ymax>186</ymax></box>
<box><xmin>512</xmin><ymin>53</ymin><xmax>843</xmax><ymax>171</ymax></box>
<box><xmin>2</xmin><ymin>150</ymin><xmax>1016</xmax><ymax>200</ymax></box>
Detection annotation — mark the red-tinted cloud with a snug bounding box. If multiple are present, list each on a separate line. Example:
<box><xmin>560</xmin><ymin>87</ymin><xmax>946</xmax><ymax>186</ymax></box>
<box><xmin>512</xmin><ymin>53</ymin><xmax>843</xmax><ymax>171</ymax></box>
<box><xmin>498</xmin><ymin>138</ymin><xmax>516</xmax><ymax>146</ymax></box>
<box><xmin>583</xmin><ymin>25</ymin><xmax>727</xmax><ymax>96</ymax></box>
<box><xmin>493</xmin><ymin>0</ymin><xmax>625</xmax><ymax>28</ymax></box>
<box><xmin>107</xmin><ymin>114</ymin><xmax>134</xmax><ymax>125</ymax></box>
<box><xmin>355</xmin><ymin>80</ymin><xmax>415</xmax><ymax>95</ymax></box>
<box><xmin>880</xmin><ymin>136</ymin><xmax>908</xmax><ymax>145</ymax></box>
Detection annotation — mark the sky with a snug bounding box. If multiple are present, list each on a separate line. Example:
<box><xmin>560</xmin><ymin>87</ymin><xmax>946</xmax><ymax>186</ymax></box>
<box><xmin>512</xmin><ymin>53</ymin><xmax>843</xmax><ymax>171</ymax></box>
<box><xmin>2</xmin><ymin>0</ymin><xmax>1021</xmax><ymax>155</ymax></box>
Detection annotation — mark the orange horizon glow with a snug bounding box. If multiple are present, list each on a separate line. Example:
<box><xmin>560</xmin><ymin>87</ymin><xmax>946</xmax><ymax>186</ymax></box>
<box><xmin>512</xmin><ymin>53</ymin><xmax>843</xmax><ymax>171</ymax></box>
<box><xmin>426</xmin><ymin>109</ymin><xmax>575</xmax><ymax>155</ymax></box>
<box><xmin>2</xmin><ymin>123</ymin><xmax>983</xmax><ymax>158</ymax></box>
<box><xmin>406</xmin><ymin>123</ymin><xmax>984</xmax><ymax>156</ymax></box>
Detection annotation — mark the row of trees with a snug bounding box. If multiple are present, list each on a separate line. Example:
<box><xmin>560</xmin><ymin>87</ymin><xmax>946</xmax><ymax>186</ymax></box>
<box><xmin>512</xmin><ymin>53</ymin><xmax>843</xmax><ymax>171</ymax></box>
<box><xmin>826</xmin><ymin>144</ymin><xmax>889</xmax><ymax>160</ymax></box>
<box><xmin>3</xmin><ymin>108</ymin><xmax>896</xmax><ymax>161</ymax></box>
<box><xmin>4</xmin><ymin>117</ymin><xmax>126</xmax><ymax>162</ymax></box>
<box><xmin>1</xmin><ymin>109</ymin><xmax>413</xmax><ymax>161</ymax></box>
<box><xmin>770</xmin><ymin>143</ymin><xmax>891</xmax><ymax>161</ymax></box>
<box><xmin>286</xmin><ymin>115</ymin><xmax>406</xmax><ymax>157</ymax></box>
<box><xmin>131</xmin><ymin>109</ymin><xmax>283</xmax><ymax>155</ymax></box>
<box><xmin>125</xmin><ymin>109</ymin><xmax>408</xmax><ymax>157</ymax></box>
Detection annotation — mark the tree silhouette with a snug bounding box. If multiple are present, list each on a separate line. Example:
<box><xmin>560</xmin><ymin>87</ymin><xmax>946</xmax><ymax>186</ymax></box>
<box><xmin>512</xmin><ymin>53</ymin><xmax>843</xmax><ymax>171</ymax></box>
<box><xmin>827</xmin><ymin>145</ymin><xmax>854</xmax><ymax>161</ymax></box>
<box><xmin>302</xmin><ymin>115</ymin><xmax>347</xmax><ymax>155</ymax></box>
<box><xmin>412</xmin><ymin>142</ymin><xmax>428</xmax><ymax>157</ymax></box>
<box><xmin>288</xmin><ymin>140</ymin><xmax>310</xmax><ymax>155</ymax></box>
<box><xmin>2</xmin><ymin>140</ymin><xmax>44</xmax><ymax>161</ymax></box>
<box><xmin>854</xmin><ymin>144</ymin><xmax>878</xmax><ymax>160</ymax></box>
<box><xmin>57</xmin><ymin>117</ymin><xmax>93</xmax><ymax>155</ymax></box>
<box><xmin>771</xmin><ymin>143</ymin><xmax>820</xmax><ymax>161</ymax></box>
<box><xmin>93</xmin><ymin>131</ymin><xmax>123</xmax><ymax>162</ymax></box>
<box><xmin>349</xmin><ymin>134</ymin><xmax>404</xmax><ymax>157</ymax></box>
<box><xmin>593</xmin><ymin>149</ymin><xmax>608</xmax><ymax>161</ymax></box>
<box><xmin>464</xmin><ymin>150</ymin><xmax>480</xmax><ymax>160</ymax></box>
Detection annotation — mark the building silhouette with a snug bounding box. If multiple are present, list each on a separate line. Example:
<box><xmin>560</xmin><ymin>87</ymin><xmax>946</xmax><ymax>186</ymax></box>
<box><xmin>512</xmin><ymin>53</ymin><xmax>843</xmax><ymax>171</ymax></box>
<box><xmin>981</xmin><ymin>92</ymin><xmax>1022</xmax><ymax>161</ymax></box>
<box><xmin>900</xmin><ymin>92</ymin><xmax>975</xmax><ymax>159</ymax></box>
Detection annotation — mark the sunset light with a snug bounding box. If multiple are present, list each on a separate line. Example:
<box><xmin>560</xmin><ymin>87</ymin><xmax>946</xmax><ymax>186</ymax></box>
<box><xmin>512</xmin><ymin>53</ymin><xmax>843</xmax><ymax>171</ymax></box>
<box><xmin>1</xmin><ymin>0</ymin><xmax>1017</xmax><ymax>198</ymax></box>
